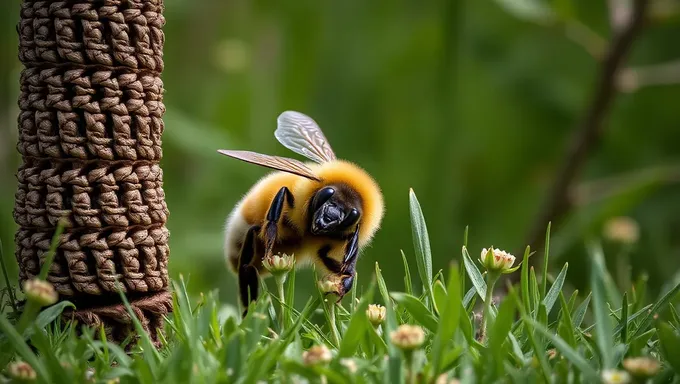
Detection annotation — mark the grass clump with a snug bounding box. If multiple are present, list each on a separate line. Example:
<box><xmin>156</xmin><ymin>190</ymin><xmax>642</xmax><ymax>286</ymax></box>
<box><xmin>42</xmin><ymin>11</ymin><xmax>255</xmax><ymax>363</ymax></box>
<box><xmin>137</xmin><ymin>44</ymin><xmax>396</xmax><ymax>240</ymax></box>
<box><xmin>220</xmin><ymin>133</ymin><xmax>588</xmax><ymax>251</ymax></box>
<box><xmin>1</xmin><ymin>190</ymin><xmax>680</xmax><ymax>384</ymax></box>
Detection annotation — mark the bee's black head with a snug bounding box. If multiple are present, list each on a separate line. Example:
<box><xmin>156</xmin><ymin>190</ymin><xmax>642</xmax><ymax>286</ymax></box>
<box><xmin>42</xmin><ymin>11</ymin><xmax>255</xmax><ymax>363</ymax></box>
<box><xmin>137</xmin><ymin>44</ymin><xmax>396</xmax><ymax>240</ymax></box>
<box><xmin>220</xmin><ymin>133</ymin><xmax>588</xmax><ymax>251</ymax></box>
<box><xmin>309</xmin><ymin>185</ymin><xmax>361</xmax><ymax>236</ymax></box>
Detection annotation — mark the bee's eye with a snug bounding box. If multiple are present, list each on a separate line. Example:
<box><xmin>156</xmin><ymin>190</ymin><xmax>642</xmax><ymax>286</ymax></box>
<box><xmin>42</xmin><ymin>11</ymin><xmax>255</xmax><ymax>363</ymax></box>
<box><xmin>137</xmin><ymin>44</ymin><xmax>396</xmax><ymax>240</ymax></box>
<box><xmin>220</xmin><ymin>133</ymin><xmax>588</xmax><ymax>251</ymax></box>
<box><xmin>340</xmin><ymin>208</ymin><xmax>360</xmax><ymax>228</ymax></box>
<box><xmin>312</xmin><ymin>187</ymin><xmax>335</xmax><ymax>211</ymax></box>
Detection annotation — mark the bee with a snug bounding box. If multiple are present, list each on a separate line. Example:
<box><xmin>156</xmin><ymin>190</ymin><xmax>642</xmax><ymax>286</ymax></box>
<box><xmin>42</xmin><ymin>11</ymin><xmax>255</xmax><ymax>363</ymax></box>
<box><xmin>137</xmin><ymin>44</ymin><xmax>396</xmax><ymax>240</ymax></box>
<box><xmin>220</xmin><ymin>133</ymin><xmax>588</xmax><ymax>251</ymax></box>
<box><xmin>218</xmin><ymin>111</ymin><xmax>384</xmax><ymax>313</ymax></box>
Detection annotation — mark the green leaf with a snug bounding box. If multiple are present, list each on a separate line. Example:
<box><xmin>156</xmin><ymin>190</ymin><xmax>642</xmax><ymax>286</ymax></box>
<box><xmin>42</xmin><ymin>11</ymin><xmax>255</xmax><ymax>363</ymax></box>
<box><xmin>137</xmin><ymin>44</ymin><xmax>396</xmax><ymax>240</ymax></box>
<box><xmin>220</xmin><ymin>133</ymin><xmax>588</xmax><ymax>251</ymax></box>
<box><xmin>573</xmin><ymin>292</ymin><xmax>592</xmax><ymax>329</ymax></box>
<box><xmin>558</xmin><ymin>292</ymin><xmax>577</xmax><ymax>348</ymax></box>
<box><xmin>391</xmin><ymin>292</ymin><xmax>438</xmax><ymax>332</ymax></box>
<box><xmin>433</xmin><ymin>279</ymin><xmax>447</xmax><ymax>316</ymax></box>
<box><xmin>542</xmin><ymin>222</ymin><xmax>551</xmax><ymax>299</ymax></box>
<box><xmin>590</xmin><ymin>246</ymin><xmax>614</xmax><ymax>369</ymax></box>
<box><xmin>401</xmin><ymin>250</ymin><xmax>414</xmax><ymax>297</ymax></box>
<box><xmin>530</xmin><ymin>267</ymin><xmax>540</xmax><ymax>317</ymax></box>
<box><xmin>631</xmin><ymin>280</ymin><xmax>680</xmax><ymax>338</ymax></box>
<box><xmin>431</xmin><ymin>263</ymin><xmax>462</xmax><ymax>376</ymax></box>
<box><xmin>525</xmin><ymin>317</ymin><xmax>599</xmax><ymax>381</ymax></box>
<box><xmin>520</xmin><ymin>246</ymin><xmax>531</xmax><ymax>315</ymax></box>
<box><xmin>462</xmin><ymin>246</ymin><xmax>486</xmax><ymax>299</ymax></box>
<box><xmin>21</xmin><ymin>301</ymin><xmax>76</xmax><ymax>339</ymax></box>
<box><xmin>620</xmin><ymin>293</ymin><xmax>628</xmax><ymax>344</ymax></box>
<box><xmin>658</xmin><ymin>322</ymin><xmax>680</xmax><ymax>373</ymax></box>
<box><xmin>542</xmin><ymin>263</ymin><xmax>568</xmax><ymax>314</ymax></box>
<box><xmin>489</xmin><ymin>291</ymin><xmax>517</xmax><ymax>354</ymax></box>
<box><xmin>339</xmin><ymin>282</ymin><xmax>375</xmax><ymax>357</ymax></box>
<box><xmin>0</xmin><ymin>315</ymin><xmax>51</xmax><ymax>384</ymax></box>
<box><xmin>409</xmin><ymin>189</ymin><xmax>434</xmax><ymax>305</ymax></box>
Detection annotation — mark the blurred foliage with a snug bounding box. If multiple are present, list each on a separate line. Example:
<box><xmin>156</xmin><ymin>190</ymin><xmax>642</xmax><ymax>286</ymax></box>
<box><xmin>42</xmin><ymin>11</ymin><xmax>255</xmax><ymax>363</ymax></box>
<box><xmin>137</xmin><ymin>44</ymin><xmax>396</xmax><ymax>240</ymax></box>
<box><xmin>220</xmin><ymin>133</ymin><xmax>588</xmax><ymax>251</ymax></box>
<box><xmin>2</xmin><ymin>0</ymin><xmax>680</xmax><ymax>308</ymax></box>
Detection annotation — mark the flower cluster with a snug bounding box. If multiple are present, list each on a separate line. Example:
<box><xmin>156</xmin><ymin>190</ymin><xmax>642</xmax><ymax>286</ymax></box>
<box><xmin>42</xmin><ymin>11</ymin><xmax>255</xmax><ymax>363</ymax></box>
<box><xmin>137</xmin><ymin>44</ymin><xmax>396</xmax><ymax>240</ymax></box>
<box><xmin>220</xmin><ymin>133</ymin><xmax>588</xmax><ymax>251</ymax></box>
<box><xmin>366</xmin><ymin>304</ymin><xmax>386</xmax><ymax>326</ymax></box>
<box><xmin>262</xmin><ymin>252</ymin><xmax>295</xmax><ymax>275</ymax></box>
<box><xmin>390</xmin><ymin>324</ymin><xmax>425</xmax><ymax>351</ymax></box>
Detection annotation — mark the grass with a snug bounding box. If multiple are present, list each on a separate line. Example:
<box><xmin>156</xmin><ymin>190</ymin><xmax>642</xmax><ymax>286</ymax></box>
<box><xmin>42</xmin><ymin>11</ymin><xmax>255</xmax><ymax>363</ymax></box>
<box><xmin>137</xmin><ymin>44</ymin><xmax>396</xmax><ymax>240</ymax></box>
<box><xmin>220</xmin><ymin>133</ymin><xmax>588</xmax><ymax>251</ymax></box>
<box><xmin>1</xmin><ymin>190</ymin><xmax>679</xmax><ymax>384</ymax></box>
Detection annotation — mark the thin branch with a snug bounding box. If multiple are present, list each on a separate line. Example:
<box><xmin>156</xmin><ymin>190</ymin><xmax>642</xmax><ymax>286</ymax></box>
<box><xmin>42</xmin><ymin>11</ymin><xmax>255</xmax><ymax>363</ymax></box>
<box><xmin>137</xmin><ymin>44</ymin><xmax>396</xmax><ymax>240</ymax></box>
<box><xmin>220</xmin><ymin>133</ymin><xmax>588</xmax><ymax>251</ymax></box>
<box><xmin>520</xmin><ymin>0</ymin><xmax>651</xmax><ymax>274</ymax></box>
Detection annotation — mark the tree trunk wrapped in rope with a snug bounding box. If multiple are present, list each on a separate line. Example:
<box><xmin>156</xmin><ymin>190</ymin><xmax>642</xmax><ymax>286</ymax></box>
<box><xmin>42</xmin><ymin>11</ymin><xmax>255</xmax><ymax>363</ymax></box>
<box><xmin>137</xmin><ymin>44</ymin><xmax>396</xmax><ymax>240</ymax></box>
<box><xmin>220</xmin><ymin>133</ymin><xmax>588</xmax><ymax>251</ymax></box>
<box><xmin>13</xmin><ymin>0</ymin><xmax>172</xmax><ymax>347</ymax></box>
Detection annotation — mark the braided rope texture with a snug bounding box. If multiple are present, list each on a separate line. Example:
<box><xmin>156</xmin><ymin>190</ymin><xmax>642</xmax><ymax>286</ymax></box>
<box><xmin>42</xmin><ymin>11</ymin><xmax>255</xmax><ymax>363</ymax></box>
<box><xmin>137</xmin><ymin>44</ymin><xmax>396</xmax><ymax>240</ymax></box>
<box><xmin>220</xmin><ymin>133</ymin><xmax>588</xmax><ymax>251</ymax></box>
<box><xmin>14</xmin><ymin>0</ymin><xmax>171</xmax><ymax>345</ymax></box>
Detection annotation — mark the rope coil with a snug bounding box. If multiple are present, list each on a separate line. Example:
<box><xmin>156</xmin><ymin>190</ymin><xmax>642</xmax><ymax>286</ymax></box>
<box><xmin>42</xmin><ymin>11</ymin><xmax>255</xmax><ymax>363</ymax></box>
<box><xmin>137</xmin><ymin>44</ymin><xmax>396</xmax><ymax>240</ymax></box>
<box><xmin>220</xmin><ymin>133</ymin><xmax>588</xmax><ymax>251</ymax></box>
<box><xmin>14</xmin><ymin>0</ymin><xmax>172</xmax><ymax>346</ymax></box>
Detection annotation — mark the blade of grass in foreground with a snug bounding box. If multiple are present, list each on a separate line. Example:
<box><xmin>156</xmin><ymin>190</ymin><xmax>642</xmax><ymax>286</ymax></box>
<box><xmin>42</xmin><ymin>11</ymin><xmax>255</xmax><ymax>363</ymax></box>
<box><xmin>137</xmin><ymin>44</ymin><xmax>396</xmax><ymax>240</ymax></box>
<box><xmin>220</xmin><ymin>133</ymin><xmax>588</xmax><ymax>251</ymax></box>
<box><xmin>339</xmin><ymin>282</ymin><xmax>376</xmax><ymax>358</ymax></box>
<box><xmin>542</xmin><ymin>262</ymin><xmax>568</xmax><ymax>314</ymax></box>
<box><xmin>409</xmin><ymin>188</ymin><xmax>434</xmax><ymax>307</ymax></box>
<box><xmin>590</xmin><ymin>244</ymin><xmax>614</xmax><ymax>370</ymax></box>
<box><xmin>431</xmin><ymin>263</ymin><xmax>462</xmax><ymax>377</ymax></box>
<box><xmin>375</xmin><ymin>262</ymin><xmax>403</xmax><ymax>384</ymax></box>
<box><xmin>525</xmin><ymin>316</ymin><xmax>599</xmax><ymax>381</ymax></box>
<box><xmin>542</xmin><ymin>222</ymin><xmax>551</xmax><ymax>299</ymax></box>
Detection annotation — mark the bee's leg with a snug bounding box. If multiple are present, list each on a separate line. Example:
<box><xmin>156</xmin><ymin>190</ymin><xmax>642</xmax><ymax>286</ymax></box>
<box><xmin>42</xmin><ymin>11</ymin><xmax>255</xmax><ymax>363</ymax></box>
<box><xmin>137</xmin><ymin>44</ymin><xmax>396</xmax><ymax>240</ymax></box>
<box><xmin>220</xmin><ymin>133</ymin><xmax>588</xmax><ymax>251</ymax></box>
<box><xmin>238</xmin><ymin>225</ymin><xmax>261</xmax><ymax>316</ymax></box>
<box><xmin>263</xmin><ymin>187</ymin><xmax>294</xmax><ymax>257</ymax></box>
<box><xmin>338</xmin><ymin>225</ymin><xmax>361</xmax><ymax>298</ymax></box>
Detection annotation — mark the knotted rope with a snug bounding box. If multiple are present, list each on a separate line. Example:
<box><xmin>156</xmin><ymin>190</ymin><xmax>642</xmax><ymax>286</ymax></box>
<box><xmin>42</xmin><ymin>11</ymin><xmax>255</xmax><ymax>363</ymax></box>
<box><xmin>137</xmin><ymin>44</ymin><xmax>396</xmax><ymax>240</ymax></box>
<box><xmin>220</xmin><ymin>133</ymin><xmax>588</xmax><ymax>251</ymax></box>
<box><xmin>14</xmin><ymin>0</ymin><xmax>172</xmax><ymax>346</ymax></box>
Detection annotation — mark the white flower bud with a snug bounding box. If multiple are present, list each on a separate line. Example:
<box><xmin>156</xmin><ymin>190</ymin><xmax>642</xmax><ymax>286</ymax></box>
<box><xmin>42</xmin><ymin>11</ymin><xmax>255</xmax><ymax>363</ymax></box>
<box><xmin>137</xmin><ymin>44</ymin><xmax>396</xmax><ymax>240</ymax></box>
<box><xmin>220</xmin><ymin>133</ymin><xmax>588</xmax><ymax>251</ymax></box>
<box><xmin>366</xmin><ymin>304</ymin><xmax>386</xmax><ymax>326</ymax></box>
<box><xmin>302</xmin><ymin>345</ymin><xmax>332</xmax><ymax>366</ymax></box>
<box><xmin>480</xmin><ymin>247</ymin><xmax>516</xmax><ymax>272</ymax></box>
<box><xmin>390</xmin><ymin>324</ymin><xmax>425</xmax><ymax>351</ymax></box>
<box><xmin>7</xmin><ymin>361</ymin><xmax>37</xmax><ymax>381</ymax></box>
<box><xmin>622</xmin><ymin>357</ymin><xmax>660</xmax><ymax>378</ymax></box>
<box><xmin>22</xmin><ymin>279</ymin><xmax>58</xmax><ymax>307</ymax></box>
<box><xmin>601</xmin><ymin>369</ymin><xmax>631</xmax><ymax>384</ymax></box>
<box><xmin>262</xmin><ymin>253</ymin><xmax>295</xmax><ymax>275</ymax></box>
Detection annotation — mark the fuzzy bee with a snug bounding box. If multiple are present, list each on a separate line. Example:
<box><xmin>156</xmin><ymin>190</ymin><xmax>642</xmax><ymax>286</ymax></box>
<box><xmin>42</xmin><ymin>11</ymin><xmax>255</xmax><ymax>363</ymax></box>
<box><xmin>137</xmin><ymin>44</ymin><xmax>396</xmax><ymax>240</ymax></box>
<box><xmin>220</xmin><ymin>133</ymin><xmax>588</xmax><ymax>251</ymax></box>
<box><xmin>218</xmin><ymin>111</ymin><xmax>385</xmax><ymax>312</ymax></box>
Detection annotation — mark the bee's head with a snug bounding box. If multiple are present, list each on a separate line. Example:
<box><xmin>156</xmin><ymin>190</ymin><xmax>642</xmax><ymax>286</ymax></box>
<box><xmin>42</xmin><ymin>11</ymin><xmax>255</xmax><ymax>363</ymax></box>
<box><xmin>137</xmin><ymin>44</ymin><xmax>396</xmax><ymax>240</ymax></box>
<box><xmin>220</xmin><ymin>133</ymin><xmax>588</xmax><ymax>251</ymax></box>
<box><xmin>309</xmin><ymin>185</ymin><xmax>361</xmax><ymax>236</ymax></box>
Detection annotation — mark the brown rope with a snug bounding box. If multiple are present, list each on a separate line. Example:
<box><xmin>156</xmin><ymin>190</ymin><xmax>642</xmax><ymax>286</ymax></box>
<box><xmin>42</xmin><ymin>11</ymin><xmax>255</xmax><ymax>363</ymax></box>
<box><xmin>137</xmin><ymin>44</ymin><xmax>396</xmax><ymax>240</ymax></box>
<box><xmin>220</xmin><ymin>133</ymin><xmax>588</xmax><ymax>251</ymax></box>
<box><xmin>63</xmin><ymin>290</ymin><xmax>173</xmax><ymax>348</ymax></box>
<box><xmin>14</xmin><ymin>0</ymin><xmax>172</xmax><ymax>347</ymax></box>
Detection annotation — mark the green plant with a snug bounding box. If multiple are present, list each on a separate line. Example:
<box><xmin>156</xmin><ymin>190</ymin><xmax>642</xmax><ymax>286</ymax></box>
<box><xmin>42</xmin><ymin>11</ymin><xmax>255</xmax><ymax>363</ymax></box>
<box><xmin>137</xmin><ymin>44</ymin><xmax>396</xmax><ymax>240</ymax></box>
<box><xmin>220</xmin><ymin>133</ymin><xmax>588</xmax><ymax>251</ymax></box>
<box><xmin>1</xmin><ymin>190</ymin><xmax>678</xmax><ymax>383</ymax></box>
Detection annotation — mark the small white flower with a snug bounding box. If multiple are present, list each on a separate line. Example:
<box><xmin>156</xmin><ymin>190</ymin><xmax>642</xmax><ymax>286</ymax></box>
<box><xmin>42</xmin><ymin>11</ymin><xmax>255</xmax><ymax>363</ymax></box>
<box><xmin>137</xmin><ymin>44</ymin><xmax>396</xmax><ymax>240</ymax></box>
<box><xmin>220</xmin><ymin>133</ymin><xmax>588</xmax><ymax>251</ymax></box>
<box><xmin>340</xmin><ymin>358</ymin><xmax>358</xmax><ymax>374</ymax></box>
<box><xmin>366</xmin><ymin>304</ymin><xmax>386</xmax><ymax>326</ymax></box>
<box><xmin>603</xmin><ymin>216</ymin><xmax>639</xmax><ymax>244</ymax></box>
<box><xmin>390</xmin><ymin>324</ymin><xmax>425</xmax><ymax>351</ymax></box>
<box><xmin>480</xmin><ymin>247</ymin><xmax>516</xmax><ymax>272</ymax></box>
<box><xmin>622</xmin><ymin>357</ymin><xmax>660</xmax><ymax>378</ymax></box>
<box><xmin>601</xmin><ymin>369</ymin><xmax>631</xmax><ymax>384</ymax></box>
<box><xmin>22</xmin><ymin>279</ymin><xmax>58</xmax><ymax>307</ymax></box>
<box><xmin>7</xmin><ymin>361</ymin><xmax>37</xmax><ymax>381</ymax></box>
<box><xmin>302</xmin><ymin>345</ymin><xmax>332</xmax><ymax>366</ymax></box>
<box><xmin>318</xmin><ymin>275</ymin><xmax>342</xmax><ymax>295</ymax></box>
<box><xmin>262</xmin><ymin>253</ymin><xmax>295</xmax><ymax>275</ymax></box>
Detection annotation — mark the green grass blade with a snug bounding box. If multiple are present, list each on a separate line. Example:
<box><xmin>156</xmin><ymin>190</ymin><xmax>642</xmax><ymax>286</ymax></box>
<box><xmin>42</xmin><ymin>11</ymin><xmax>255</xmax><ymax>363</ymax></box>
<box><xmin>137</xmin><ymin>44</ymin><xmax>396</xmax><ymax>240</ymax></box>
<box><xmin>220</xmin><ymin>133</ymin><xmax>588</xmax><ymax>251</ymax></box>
<box><xmin>409</xmin><ymin>188</ymin><xmax>434</xmax><ymax>305</ymax></box>
<box><xmin>390</xmin><ymin>292</ymin><xmax>438</xmax><ymax>332</ymax></box>
<box><xmin>339</xmin><ymin>282</ymin><xmax>376</xmax><ymax>357</ymax></box>
<box><xmin>573</xmin><ymin>292</ymin><xmax>592</xmax><ymax>329</ymax></box>
<box><xmin>520</xmin><ymin>246</ymin><xmax>531</xmax><ymax>317</ymax></box>
<box><xmin>0</xmin><ymin>315</ymin><xmax>50</xmax><ymax>384</ymax></box>
<box><xmin>620</xmin><ymin>292</ymin><xmax>628</xmax><ymax>344</ymax></box>
<box><xmin>542</xmin><ymin>262</ymin><xmax>568</xmax><ymax>314</ymax></box>
<box><xmin>590</xmin><ymin>248</ymin><xmax>614</xmax><ymax>369</ymax></box>
<box><xmin>631</xmin><ymin>280</ymin><xmax>680</xmax><ymax>338</ymax></box>
<box><xmin>431</xmin><ymin>263</ymin><xmax>462</xmax><ymax>376</ymax></box>
<box><xmin>462</xmin><ymin>246</ymin><xmax>486</xmax><ymax>299</ymax></box>
<box><xmin>401</xmin><ymin>250</ymin><xmax>414</xmax><ymax>297</ymax></box>
<box><xmin>525</xmin><ymin>317</ymin><xmax>599</xmax><ymax>381</ymax></box>
<box><xmin>657</xmin><ymin>322</ymin><xmax>680</xmax><ymax>373</ymax></box>
<box><xmin>542</xmin><ymin>222</ymin><xmax>551</xmax><ymax>299</ymax></box>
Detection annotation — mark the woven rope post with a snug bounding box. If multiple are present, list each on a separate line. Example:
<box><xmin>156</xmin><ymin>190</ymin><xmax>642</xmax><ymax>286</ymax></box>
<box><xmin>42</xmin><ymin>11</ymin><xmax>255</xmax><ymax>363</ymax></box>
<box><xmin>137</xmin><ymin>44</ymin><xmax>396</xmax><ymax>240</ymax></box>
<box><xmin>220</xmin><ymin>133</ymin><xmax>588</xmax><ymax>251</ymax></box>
<box><xmin>13</xmin><ymin>0</ymin><xmax>172</xmax><ymax>346</ymax></box>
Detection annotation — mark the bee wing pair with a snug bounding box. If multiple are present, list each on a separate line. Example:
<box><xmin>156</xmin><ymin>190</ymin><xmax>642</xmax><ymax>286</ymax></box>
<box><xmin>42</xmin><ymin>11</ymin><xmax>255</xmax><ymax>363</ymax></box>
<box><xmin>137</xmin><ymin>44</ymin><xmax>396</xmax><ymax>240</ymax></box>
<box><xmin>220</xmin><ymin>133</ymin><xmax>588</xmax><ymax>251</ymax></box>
<box><xmin>218</xmin><ymin>111</ymin><xmax>336</xmax><ymax>180</ymax></box>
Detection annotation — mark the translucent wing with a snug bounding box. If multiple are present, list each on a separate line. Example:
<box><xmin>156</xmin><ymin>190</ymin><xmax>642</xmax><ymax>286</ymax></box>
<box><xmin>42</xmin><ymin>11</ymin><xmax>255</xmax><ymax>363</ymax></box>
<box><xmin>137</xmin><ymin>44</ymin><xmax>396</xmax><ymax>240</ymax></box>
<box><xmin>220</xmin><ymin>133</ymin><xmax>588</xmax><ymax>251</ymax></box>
<box><xmin>275</xmin><ymin>111</ymin><xmax>337</xmax><ymax>164</ymax></box>
<box><xmin>217</xmin><ymin>149</ymin><xmax>321</xmax><ymax>181</ymax></box>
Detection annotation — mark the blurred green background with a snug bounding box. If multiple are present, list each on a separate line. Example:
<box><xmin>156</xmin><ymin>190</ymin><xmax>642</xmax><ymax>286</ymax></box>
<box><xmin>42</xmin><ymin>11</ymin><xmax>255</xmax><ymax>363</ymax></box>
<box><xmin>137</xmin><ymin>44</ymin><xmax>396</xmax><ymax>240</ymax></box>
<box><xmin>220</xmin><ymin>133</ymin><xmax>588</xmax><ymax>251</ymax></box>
<box><xmin>2</xmin><ymin>0</ymin><xmax>680</xmax><ymax>309</ymax></box>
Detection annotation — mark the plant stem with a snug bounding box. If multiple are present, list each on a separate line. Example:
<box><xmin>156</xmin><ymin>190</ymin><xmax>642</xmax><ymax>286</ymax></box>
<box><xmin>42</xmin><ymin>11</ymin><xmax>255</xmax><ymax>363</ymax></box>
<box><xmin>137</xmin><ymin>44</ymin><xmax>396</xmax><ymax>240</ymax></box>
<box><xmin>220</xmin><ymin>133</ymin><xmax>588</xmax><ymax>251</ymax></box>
<box><xmin>328</xmin><ymin>302</ymin><xmax>341</xmax><ymax>347</ymax></box>
<box><xmin>0</xmin><ymin>238</ymin><xmax>18</xmax><ymax>313</ymax></box>
<box><xmin>404</xmin><ymin>351</ymin><xmax>416</xmax><ymax>384</ymax></box>
<box><xmin>275</xmin><ymin>275</ymin><xmax>287</xmax><ymax>330</ymax></box>
<box><xmin>481</xmin><ymin>272</ymin><xmax>499</xmax><ymax>343</ymax></box>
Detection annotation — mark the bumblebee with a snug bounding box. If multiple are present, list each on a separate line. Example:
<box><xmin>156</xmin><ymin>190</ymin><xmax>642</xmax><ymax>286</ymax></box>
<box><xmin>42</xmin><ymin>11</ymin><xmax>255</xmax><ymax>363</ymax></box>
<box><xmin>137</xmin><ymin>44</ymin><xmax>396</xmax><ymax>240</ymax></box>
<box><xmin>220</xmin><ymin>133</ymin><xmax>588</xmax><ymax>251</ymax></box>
<box><xmin>218</xmin><ymin>111</ymin><xmax>384</xmax><ymax>311</ymax></box>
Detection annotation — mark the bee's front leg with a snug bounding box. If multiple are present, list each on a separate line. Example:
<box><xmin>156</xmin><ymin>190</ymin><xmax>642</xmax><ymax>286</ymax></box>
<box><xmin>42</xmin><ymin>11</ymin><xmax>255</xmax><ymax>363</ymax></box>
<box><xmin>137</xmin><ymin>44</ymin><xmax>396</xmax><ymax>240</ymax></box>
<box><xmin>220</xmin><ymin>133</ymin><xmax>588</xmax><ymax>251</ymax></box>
<box><xmin>263</xmin><ymin>187</ymin><xmax>294</xmax><ymax>257</ymax></box>
<box><xmin>238</xmin><ymin>225</ymin><xmax>261</xmax><ymax>316</ymax></box>
<box><xmin>338</xmin><ymin>225</ymin><xmax>360</xmax><ymax>298</ymax></box>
